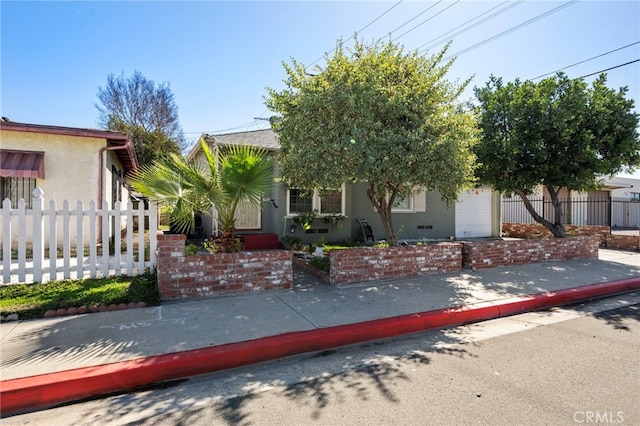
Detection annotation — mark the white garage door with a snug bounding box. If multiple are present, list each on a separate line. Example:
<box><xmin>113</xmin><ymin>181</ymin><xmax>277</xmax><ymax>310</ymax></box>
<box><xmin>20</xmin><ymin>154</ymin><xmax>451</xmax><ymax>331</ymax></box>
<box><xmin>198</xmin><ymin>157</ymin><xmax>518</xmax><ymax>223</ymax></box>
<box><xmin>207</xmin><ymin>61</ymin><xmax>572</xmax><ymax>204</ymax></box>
<box><xmin>455</xmin><ymin>188</ymin><xmax>493</xmax><ymax>238</ymax></box>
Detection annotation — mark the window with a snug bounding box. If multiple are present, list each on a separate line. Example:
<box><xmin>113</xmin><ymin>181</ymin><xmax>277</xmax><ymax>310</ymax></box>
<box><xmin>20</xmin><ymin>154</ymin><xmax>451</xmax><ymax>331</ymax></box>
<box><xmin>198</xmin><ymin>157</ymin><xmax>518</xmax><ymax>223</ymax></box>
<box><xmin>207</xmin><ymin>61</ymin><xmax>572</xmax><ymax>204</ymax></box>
<box><xmin>111</xmin><ymin>165</ymin><xmax>123</xmax><ymax>204</ymax></box>
<box><xmin>287</xmin><ymin>187</ymin><xmax>345</xmax><ymax>216</ymax></box>
<box><xmin>288</xmin><ymin>189</ymin><xmax>313</xmax><ymax>214</ymax></box>
<box><xmin>0</xmin><ymin>177</ymin><xmax>37</xmax><ymax>208</ymax></box>
<box><xmin>392</xmin><ymin>193</ymin><xmax>413</xmax><ymax>212</ymax></box>
<box><xmin>387</xmin><ymin>190</ymin><xmax>426</xmax><ymax>213</ymax></box>
<box><xmin>320</xmin><ymin>190</ymin><xmax>343</xmax><ymax>214</ymax></box>
<box><xmin>631</xmin><ymin>192</ymin><xmax>640</xmax><ymax>202</ymax></box>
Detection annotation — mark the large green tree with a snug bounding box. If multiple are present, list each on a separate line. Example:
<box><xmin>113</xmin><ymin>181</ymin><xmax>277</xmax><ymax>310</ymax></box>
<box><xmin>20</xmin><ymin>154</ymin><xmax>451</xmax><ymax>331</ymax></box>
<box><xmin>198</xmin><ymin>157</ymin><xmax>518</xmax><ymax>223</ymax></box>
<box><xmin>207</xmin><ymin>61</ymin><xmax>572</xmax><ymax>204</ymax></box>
<box><xmin>474</xmin><ymin>73</ymin><xmax>639</xmax><ymax>237</ymax></box>
<box><xmin>96</xmin><ymin>71</ymin><xmax>187</xmax><ymax>166</ymax></box>
<box><xmin>266</xmin><ymin>39</ymin><xmax>478</xmax><ymax>246</ymax></box>
<box><xmin>129</xmin><ymin>141</ymin><xmax>273</xmax><ymax>252</ymax></box>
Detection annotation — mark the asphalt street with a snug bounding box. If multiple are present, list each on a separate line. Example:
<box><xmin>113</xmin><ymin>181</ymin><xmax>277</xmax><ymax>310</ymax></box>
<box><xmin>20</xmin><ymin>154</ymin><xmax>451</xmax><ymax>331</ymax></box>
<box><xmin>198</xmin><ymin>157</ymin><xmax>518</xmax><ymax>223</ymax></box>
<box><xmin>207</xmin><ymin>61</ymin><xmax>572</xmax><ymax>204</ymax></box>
<box><xmin>6</xmin><ymin>292</ymin><xmax>639</xmax><ymax>426</ymax></box>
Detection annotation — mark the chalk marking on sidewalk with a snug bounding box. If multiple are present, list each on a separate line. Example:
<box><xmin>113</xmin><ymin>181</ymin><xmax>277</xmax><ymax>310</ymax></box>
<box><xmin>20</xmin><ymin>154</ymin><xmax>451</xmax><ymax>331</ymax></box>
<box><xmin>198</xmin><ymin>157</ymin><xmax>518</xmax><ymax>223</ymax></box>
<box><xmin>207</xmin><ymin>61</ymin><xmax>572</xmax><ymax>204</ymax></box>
<box><xmin>99</xmin><ymin>307</ymin><xmax>186</xmax><ymax>331</ymax></box>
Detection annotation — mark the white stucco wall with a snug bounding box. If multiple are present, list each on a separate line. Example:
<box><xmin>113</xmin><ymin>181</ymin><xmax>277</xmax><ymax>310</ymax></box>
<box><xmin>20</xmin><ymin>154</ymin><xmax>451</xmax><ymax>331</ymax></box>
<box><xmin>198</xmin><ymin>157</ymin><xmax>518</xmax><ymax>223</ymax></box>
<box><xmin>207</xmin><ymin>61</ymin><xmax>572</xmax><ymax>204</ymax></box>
<box><xmin>1</xmin><ymin>129</ymin><xmax>131</xmax><ymax>248</ymax></box>
<box><xmin>607</xmin><ymin>177</ymin><xmax>639</xmax><ymax>199</ymax></box>
<box><xmin>1</xmin><ymin>130</ymin><xmax>103</xmax><ymax>204</ymax></box>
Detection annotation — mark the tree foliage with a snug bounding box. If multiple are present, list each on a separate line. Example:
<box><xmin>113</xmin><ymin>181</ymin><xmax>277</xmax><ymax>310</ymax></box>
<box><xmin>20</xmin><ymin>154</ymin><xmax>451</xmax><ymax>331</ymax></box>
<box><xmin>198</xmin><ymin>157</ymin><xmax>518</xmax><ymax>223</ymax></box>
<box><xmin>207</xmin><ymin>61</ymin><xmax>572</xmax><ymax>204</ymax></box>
<box><xmin>129</xmin><ymin>141</ymin><xmax>273</xmax><ymax>252</ymax></box>
<box><xmin>96</xmin><ymin>71</ymin><xmax>186</xmax><ymax>166</ymax></box>
<box><xmin>266</xmin><ymin>39</ymin><xmax>478</xmax><ymax>245</ymax></box>
<box><xmin>474</xmin><ymin>73</ymin><xmax>639</xmax><ymax>237</ymax></box>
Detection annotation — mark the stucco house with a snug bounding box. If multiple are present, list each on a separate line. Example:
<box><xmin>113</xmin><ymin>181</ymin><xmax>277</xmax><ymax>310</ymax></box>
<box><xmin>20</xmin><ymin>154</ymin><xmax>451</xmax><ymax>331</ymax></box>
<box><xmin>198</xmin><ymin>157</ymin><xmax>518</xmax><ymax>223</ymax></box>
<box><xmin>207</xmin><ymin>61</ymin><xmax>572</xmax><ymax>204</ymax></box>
<box><xmin>187</xmin><ymin>128</ymin><xmax>501</xmax><ymax>245</ymax></box>
<box><xmin>0</xmin><ymin>119</ymin><xmax>138</xmax><ymax>245</ymax></box>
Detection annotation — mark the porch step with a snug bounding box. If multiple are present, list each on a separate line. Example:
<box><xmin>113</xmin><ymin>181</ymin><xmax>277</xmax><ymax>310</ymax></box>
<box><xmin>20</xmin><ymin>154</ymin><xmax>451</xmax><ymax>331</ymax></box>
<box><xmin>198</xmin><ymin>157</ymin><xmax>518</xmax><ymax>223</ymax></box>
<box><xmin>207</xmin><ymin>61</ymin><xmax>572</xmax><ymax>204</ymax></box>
<box><xmin>240</xmin><ymin>233</ymin><xmax>283</xmax><ymax>250</ymax></box>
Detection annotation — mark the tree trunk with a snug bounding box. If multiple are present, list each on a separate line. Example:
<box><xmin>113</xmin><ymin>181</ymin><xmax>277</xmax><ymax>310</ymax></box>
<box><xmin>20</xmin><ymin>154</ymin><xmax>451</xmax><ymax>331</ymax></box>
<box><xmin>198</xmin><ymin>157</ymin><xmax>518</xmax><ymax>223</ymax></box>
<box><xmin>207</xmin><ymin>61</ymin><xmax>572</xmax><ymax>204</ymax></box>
<box><xmin>546</xmin><ymin>187</ymin><xmax>566</xmax><ymax>238</ymax></box>
<box><xmin>219</xmin><ymin>227</ymin><xmax>238</xmax><ymax>252</ymax></box>
<box><xmin>514</xmin><ymin>188</ymin><xmax>565</xmax><ymax>238</ymax></box>
<box><xmin>367</xmin><ymin>184</ymin><xmax>398</xmax><ymax>246</ymax></box>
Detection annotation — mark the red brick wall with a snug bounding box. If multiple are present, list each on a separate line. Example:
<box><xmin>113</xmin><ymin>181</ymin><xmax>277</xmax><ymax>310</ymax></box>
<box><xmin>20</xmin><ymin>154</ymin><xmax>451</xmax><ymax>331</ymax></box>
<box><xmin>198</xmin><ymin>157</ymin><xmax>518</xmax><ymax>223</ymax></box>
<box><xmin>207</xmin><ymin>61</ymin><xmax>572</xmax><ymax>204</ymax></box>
<box><xmin>328</xmin><ymin>243</ymin><xmax>462</xmax><ymax>285</ymax></box>
<box><xmin>502</xmin><ymin>223</ymin><xmax>610</xmax><ymax>242</ymax></box>
<box><xmin>157</xmin><ymin>234</ymin><xmax>292</xmax><ymax>300</ymax></box>
<box><xmin>604</xmin><ymin>234</ymin><xmax>640</xmax><ymax>252</ymax></box>
<box><xmin>461</xmin><ymin>236</ymin><xmax>599</xmax><ymax>270</ymax></box>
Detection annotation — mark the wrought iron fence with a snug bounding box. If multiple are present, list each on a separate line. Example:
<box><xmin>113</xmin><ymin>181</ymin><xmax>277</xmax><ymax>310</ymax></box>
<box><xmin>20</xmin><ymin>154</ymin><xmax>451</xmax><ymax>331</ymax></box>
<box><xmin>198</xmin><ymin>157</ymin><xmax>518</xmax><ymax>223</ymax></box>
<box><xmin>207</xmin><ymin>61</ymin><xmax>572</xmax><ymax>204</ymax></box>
<box><xmin>502</xmin><ymin>195</ymin><xmax>639</xmax><ymax>228</ymax></box>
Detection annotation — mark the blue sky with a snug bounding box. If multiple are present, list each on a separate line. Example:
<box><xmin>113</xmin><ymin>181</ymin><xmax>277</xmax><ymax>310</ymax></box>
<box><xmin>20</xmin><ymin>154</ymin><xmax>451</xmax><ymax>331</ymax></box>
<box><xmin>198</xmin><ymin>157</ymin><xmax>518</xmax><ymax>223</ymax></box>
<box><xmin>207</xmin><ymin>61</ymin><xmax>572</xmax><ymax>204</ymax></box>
<box><xmin>1</xmin><ymin>1</ymin><xmax>639</xmax><ymax>175</ymax></box>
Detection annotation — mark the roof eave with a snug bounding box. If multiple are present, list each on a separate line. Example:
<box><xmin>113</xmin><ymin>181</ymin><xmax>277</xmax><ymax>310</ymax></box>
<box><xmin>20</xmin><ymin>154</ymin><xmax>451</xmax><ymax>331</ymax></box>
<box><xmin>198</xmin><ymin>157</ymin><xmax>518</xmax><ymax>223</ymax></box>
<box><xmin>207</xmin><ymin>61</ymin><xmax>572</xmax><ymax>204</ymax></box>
<box><xmin>0</xmin><ymin>121</ymin><xmax>130</xmax><ymax>141</ymax></box>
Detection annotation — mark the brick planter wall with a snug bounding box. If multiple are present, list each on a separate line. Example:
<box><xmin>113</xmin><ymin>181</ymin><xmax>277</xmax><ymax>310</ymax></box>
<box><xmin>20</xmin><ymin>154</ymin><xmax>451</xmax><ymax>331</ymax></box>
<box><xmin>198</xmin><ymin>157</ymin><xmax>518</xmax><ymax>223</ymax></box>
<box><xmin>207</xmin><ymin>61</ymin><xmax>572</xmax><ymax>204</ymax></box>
<box><xmin>461</xmin><ymin>236</ymin><xmax>599</xmax><ymax>270</ymax></box>
<box><xmin>157</xmin><ymin>233</ymin><xmax>292</xmax><ymax>300</ymax></box>
<box><xmin>328</xmin><ymin>243</ymin><xmax>462</xmax><ymax>286</ymax></box>
<box><xmin>502</xmin><ymin>222</ymin><xmax>610</xmax><ymax>242</ymax></box>
<box><xmin>604</xmin><ymin>234</ymin><xmax>640</xmax><ymax>252</ymax></box>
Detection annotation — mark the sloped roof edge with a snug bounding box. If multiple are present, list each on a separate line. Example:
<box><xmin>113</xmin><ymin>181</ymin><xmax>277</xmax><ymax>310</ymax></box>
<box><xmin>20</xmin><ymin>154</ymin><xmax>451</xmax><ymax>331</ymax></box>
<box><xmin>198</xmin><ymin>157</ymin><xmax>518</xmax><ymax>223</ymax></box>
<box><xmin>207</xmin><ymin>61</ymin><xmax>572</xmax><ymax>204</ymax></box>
<box><xmin>188</xmin><ymin>128</ymin><xmax>279</xmax><ymax>160</ymax></box>
<box><xmin>0</xmin><ymin>120</ymin><xmax>138</xmax><ymax>173</ymax></box>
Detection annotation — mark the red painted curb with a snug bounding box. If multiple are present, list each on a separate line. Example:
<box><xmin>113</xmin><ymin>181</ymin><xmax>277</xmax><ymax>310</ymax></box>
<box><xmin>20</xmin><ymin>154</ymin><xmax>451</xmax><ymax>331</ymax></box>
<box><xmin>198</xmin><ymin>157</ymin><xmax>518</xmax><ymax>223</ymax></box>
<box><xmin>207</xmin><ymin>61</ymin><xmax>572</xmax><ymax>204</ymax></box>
<box><xmin>2</xmin><ymin>277</ymin><xmax>639</xmax><ymax>417</ymax></box>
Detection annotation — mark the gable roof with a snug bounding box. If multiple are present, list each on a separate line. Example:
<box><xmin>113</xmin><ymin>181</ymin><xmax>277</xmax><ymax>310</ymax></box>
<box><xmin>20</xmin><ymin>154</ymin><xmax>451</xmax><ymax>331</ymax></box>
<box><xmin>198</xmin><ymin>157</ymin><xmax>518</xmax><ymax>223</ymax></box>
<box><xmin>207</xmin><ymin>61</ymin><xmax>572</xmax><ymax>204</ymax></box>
<box><xmin>188</xmin><ymin>129</ymin><xmax>279</xmax><ymax>160</ymax></box>
<box><xmin>0</xmin><ymin>120</ymin><xmax>138</xmax><ymax>173</ymax></box>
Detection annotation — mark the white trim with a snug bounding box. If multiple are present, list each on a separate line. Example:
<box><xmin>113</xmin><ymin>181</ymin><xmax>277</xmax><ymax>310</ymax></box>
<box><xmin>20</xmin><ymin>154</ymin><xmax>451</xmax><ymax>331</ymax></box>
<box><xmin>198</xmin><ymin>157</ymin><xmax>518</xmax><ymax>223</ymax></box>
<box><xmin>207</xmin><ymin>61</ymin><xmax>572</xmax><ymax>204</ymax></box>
<box><xmin>286</xmin><ymin>186</ymin><xmax>346</xmax><ymax>216</ymax></box>
<box><xmin>392</xmin><ymin>193</ymin><xmax>414</xmax><ymax>213</ymax></box>
<box><xmin>391</xmin><ymin>190</ymin><xmax>426</xmax><ymax>213</ymax></box>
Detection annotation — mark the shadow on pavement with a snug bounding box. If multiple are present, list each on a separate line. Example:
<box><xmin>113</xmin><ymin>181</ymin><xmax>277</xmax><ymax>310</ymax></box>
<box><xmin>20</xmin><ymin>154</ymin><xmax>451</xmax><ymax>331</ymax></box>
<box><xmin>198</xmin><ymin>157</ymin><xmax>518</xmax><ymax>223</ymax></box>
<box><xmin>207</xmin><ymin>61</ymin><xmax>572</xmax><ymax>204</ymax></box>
<box><xmin>91</xmin><ymin>324</ymin><xmax>478</xmax><ymax>425</ymax></box>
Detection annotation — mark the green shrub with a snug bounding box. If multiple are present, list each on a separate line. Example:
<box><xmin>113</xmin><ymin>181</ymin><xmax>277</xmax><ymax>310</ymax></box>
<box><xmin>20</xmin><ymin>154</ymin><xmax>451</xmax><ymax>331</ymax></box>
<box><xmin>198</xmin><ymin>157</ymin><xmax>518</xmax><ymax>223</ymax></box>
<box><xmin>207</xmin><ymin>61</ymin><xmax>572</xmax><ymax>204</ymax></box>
<box><xmin>309</xmin><ymin>256</ymin><xmax>330</xmax><ymax>272</ymax></box>
<box><xmin>184</xmin><ymin>244</ymin><xmax>199</xmax><ymax>256</ymax></box>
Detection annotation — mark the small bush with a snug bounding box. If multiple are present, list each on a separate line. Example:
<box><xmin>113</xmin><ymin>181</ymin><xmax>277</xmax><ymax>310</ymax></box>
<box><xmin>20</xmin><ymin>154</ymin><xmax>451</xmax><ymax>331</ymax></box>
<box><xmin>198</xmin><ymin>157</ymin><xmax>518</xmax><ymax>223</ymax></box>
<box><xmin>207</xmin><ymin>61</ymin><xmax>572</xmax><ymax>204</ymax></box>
<box><xmin>309</xmin><ymin>256</ymin><xmax>330</xmax><ymax>272</ymax></box>
<box><xmin>184</xmin><ymin>244</ymin><xmax>199</xmax><ymax>256</ymax></box>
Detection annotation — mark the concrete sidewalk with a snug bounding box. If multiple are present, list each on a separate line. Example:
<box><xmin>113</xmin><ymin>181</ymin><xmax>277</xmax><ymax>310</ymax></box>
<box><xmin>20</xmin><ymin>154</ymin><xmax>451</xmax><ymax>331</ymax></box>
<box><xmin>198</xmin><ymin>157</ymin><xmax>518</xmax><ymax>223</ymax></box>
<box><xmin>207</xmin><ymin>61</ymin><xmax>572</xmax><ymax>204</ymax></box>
<box><xmin>1</xmin><ymin>249</ymin><xmax>639</xmax><ymax>416</ymax></box>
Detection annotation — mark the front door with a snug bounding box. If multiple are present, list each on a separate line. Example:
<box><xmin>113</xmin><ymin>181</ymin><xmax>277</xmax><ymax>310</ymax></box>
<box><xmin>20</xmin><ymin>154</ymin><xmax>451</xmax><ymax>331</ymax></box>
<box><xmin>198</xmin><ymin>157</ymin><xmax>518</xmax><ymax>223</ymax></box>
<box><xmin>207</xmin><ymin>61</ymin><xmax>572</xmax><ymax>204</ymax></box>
<box><xmin>235</xmin><ymin>199</ymin><xmax>261</xmax><ymax>230</ymax></box>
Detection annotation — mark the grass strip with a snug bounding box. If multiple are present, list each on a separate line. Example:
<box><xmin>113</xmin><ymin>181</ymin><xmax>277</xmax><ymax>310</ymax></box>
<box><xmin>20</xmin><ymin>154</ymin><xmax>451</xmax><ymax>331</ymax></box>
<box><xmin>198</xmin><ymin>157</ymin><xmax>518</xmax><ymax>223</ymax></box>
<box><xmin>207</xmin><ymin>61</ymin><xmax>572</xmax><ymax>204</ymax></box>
<box><xmin>0</xmin><ymin>273</ymin><xmax>160</xmax><ymax>320</ymax></box>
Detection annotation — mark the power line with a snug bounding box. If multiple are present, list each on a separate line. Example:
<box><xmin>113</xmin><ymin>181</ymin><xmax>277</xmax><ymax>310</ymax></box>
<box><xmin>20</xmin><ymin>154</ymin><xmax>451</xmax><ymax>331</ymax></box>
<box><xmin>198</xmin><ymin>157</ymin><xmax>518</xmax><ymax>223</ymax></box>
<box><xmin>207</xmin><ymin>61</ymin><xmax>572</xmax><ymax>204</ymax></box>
<box><xmin>306</xmin><ymin>0</ymin><xmax>404</xmax><ymax>70</ymax></box>
<box><xmin>444</xmin><ymin>0</ymin><xmax>580</xmax><ymax>61</ymax></box>
<box><xmin>391</xmin><ymin>1</ymin><xmax>461</xmax><ymax>43</ymax></box>
<box><xmin>190</xmin><ymin>58</ymin><xmax>640</xmax><ymax>136</ymax></box>
<box><xmin>214</xmin><ymin>0</ymin><xmax>607</xmax><ymax>136</ymax></box>
<box><xmin>185</xmin><ymin>119</ymin><xmax>270</xmax><ymax>136</ymax></box>
<box><xmin>530</xmin><ymin>41</ymin><xmax>640</xmax><ymax>80</ymax></box>
<box><xmin>374</xmin><ymin>1</ymin><xmax>442</xmax><ymax>45</ymax></box>
<box><xmin>416</xmin><ymin>0</ymin><xmax>522</xmax><ymax>53</ymax></box>
<box><xmin>575</xmin><ymin>59</ymin><xmax>640</xmax><ymax>79</ymax></box>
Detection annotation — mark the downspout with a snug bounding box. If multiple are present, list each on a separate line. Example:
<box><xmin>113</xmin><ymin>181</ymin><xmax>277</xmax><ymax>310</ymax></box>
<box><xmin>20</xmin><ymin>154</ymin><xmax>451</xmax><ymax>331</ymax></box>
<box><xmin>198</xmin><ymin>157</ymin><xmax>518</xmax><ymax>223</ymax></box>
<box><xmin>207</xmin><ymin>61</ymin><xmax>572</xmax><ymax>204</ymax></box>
<box><xmin>97</xmin><ymin>141</ymin><xmax>134</xmax><ymax>242</ymax></box>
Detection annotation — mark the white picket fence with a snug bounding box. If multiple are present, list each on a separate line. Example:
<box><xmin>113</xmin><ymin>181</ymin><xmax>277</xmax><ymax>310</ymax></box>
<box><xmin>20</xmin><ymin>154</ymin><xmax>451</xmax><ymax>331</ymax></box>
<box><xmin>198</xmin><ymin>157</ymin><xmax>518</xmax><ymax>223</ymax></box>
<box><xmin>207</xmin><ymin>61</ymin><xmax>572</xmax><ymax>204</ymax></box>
<box><xmin>1</xmin><ymin>187</ymin><xmax>157</xmax><ymax>284</ymax></box>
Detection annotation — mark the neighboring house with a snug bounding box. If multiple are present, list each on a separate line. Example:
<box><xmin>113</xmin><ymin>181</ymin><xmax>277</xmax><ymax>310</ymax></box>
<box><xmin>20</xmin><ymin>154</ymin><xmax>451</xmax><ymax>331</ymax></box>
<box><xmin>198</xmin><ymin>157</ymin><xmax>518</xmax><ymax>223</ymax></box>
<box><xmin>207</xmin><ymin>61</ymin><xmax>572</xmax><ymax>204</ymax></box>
<box><xmin>187</xmin><ymin>128</ymin><xmax>501</xmax><ymax>243</ymax></box>
<box><xmin>0</xmin><ymin>119</ymin><xmax>138</xmax><ymax>245</ymax></box>
<box><xmin>599</xmin><ymin>176</ymin><xmax>639</xmax><ymax>228</ymax></box>
<box><xmin>502</xmin><ymin>176</ymin><xmax>640</xmax><ymax>228</ymax></box>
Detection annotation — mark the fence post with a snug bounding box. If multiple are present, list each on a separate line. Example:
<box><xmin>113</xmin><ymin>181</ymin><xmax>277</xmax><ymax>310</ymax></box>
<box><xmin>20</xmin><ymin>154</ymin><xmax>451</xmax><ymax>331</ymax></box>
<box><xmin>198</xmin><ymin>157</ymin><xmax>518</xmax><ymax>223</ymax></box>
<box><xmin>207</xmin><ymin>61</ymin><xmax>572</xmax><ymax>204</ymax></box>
<box><xmin>89</xmin><ymin>200</ymin><xmax>97</xmax><ymax>278</ymax></box>
<box><xmin>17</xmin><ymin>198</ymin><xmax>27</xmax><ymax>282</ymax></box>
<box><xmin>102</xmin><ymin>200</ymin><xmax>110</xmax><ymax>278</ymax></box>
<box><xmin>2</xmin><ymin>198</ymin><xmax>11</xmax><ymax>283</ymax></box>
<box><xmin>125</xmin><ymin>200</ymin><xmax>134</xmax><ymax>276</ymax></box>
<box><xmin>137</xmin><ymin>200</ymin><xmax>145</xmax><ymax>273</ymax></box>
<box><xmin>32</xmin><ymin>187</ymin><xmax>45</xmax><ymax>283</ymax></box>
<box><xmin>149</xmin><ymin>201</ymin><xmax>158</xmax><ymax>269</ymax></box>
<box><xmin>76</xmin><ymin>200</ymin><xmax>84</xmax><ymax>280</ymax></box>
<box><xmin>49</xmin><ymin>199</ymin><xmax>57</xmax><ymax>281</ymax></box>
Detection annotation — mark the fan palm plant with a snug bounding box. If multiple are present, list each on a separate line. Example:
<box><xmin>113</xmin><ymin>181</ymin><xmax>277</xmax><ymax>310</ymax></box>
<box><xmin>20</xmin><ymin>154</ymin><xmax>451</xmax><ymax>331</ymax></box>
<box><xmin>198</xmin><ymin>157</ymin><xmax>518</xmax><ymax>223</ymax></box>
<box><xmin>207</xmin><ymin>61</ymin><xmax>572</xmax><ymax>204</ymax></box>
<box><xmin>129</xmin><ymin>140</ymin><xmax>273</xmax><ymax>252</ymax></box>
